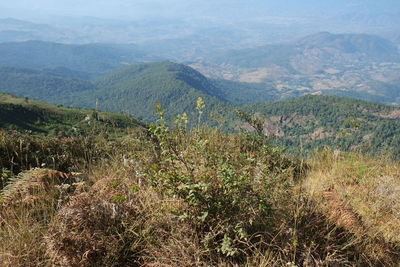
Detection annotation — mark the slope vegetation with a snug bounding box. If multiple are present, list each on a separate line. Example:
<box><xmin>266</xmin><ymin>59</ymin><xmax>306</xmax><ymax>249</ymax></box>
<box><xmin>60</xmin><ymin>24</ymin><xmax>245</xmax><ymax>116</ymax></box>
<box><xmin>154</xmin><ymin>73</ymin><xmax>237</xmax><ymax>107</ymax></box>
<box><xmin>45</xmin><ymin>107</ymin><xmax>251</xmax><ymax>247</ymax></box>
<box><xmin>68</xmin><ymin>62</ymin><xmax>238</xmax><ymax>126</ymax></box>
<box><xmin>0</xmin><ymin>67</ymin><xmax>97</xmax><ymax>102</ymax></box>
<box><xmin>245</xmin><ymin>95</ymin><xmax>400</xmax><ymax>156</ymax></box>
<box><xmin>0</xmin><ymin>94</ymin><xmax>142</xmax><ymax>136</ymax></box>
<box><xmin>1</xmin><ymin>125</ymin><xmax>399</xmax><ymax>266</ymax></box>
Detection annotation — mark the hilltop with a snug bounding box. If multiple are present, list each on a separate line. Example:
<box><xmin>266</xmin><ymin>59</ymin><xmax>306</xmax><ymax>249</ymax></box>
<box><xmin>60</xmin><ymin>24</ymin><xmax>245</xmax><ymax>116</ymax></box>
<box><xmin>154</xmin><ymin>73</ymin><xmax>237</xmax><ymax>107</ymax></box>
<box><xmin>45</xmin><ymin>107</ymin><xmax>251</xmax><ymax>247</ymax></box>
<box><xmin>61</xmin><ymin>62</ymin><xmax>234</xmax><ymax>126</ymax></box>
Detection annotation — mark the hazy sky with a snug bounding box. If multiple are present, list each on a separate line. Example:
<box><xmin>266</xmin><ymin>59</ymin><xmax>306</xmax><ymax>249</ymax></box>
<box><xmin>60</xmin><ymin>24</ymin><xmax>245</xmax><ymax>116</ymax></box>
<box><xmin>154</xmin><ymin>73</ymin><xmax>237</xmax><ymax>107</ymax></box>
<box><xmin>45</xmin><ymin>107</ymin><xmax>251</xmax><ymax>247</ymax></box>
<box><xmin>1</xmin><ymin>0</ymin><xmax>399</xmax><ymax>20</ymax></box>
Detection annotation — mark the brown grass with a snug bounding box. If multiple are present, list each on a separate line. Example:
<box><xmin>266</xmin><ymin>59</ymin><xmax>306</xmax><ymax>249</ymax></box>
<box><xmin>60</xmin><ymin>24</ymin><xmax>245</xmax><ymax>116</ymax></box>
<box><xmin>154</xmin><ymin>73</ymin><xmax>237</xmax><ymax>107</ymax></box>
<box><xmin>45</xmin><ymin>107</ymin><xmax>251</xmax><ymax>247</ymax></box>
<box><xmin>305</xmin><ymin>150</ymin><xmax>400</xmax><ymax>265</ymax></box>
<box><xmin>0</xmin><ymin>169</ymin><xmax>81</xmax><ymax>266</ymax></box>
<box><xmin>1</xmin><ymin>130</ymin><xmax>400</xmax><ymax>266</ymax></box>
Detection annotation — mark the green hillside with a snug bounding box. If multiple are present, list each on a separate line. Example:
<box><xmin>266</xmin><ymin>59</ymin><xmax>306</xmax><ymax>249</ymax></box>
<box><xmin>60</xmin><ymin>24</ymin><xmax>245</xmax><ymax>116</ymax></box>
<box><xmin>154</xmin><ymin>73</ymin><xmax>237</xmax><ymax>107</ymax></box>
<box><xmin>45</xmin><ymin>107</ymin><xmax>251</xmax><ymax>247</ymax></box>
<box><xmin>0</xmin><ymin>63</ymin><xmax>281</xmax><ymax>112</ymax></box>
<box><xmin>245</xmin><ymin>95</ymin><xmax>400</xmax><ymax>156</ymax></box>
<box><xmin>0</xmin><ymin>94</ymin><xmax>142</xmax><ymax>136</ymax></box>
<box><xmin>209</xmin><ymin>79</ymin><xmax>281</xmax><ymax>105</ymax></box>
<box><xmin>0</xmin><ymin>62</ymin><xmax>278</xmax><ymax>123</ymax></box>
<box><xmin>66</xmin><ymin>62</ymin><xmax>238</xmax><ymax>127</ymax></box>
<box><xmin>0</xmin><ymin>67</ymin><xmax>97</xmax><ymax>103</ymax></box>
<box><xmin>1</xmin><ymin>63</ymin><xmax>399</xmax><ymax>157</ymax></box>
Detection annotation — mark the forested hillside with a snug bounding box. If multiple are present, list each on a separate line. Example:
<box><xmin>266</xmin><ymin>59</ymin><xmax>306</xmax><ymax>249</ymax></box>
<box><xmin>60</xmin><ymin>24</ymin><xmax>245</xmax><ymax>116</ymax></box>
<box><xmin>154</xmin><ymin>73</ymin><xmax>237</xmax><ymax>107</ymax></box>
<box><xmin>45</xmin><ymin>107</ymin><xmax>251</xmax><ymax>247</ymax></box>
<box><xmin>0</xmin><ymin>67</ymin><xmax>97</xmax><ymax>102</ymax></box>
<box><xmin>62</xmin><ymin>62</ymin><xmax>238</xmax><ymax>127</ymax></box>
<box><xmin>245</xmin><ymin>95</ymin><xmax>400</xmax><ymax>156</ymax></box>
<box><xmin>0</xmin><ymin>62</ymin><xmax>399</xmax><ymax>158</ymax></box>
<box><xmin>0</xmin><ymin>41</ymin><xmax>158</xmax><ymax>77</ymax></box>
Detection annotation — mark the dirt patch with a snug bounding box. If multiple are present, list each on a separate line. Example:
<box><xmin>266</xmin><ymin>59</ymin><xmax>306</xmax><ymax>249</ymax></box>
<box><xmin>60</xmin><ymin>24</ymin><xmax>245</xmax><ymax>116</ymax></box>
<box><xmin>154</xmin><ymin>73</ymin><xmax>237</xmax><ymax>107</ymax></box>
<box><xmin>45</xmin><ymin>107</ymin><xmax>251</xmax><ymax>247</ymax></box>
<box><xmin>378</xmin><ymin>110</ymin><xmax>400</xmax><ymax>119</ymax></box>
<box><xmin>311</xmin><ymin>127</ymin><xmax>333</xmax><ymax>140</ymax></box>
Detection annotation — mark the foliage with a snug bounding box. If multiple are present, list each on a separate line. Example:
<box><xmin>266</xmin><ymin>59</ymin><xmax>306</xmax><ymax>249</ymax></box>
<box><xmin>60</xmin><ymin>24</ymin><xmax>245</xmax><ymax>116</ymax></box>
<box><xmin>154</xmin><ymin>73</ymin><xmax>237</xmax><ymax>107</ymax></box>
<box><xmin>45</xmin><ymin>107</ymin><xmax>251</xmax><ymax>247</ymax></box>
<box><xmin>0</xmin><ymin>129</ymin><xmax>129</xmax><ymax>182</ymax></box>
<box><xmin>246</xmin><ymin>95</ymin><xmax>400</xmax><ymax>157</ymax></box>
<box><xmin>0</xmin><ymin>93</ymin><xmax>142</xmax><ymax>136</ymax></box>
<box><xmin>1</xmin><ymin>116</ymin><xmax>399</xmax><ymax>265</ymax></box>
<box><xmin>0</xmin><ymin>67</ymin><xmax>96</xmax><ymax>103</ymax></box>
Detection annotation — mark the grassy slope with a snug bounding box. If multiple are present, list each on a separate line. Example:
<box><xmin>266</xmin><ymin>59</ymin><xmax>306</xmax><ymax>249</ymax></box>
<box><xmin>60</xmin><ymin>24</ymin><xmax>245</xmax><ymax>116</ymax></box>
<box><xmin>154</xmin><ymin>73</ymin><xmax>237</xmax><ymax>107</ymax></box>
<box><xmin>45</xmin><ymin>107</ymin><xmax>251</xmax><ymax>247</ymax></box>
<box><xmin>1</xmin><ymin>128</ymin><xmax>399</xmax><ymax>266</ymax></box>
<box><xmin>0</xmin><ymin>94</ymin><xmax>142</xmax><ymax>135</ymax></box>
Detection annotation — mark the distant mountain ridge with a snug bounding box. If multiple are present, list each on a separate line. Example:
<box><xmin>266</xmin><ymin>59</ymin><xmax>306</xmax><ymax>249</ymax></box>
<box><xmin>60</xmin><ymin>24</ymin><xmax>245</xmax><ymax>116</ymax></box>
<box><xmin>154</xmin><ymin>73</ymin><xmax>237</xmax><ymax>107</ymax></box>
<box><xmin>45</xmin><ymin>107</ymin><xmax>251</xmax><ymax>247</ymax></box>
<box><xmin>296</xmin><ymin>32</ymin><xmax>399</xmax><ymax>61</ymax></box>
<box><xmin>212</xmin><ymin>32</ymin><xmax>400</xmax><ymax>73</ymax></box>
<box><xmin>1</xmin><ymin>32</ymin><xmax>399</xmax><ymax>105</ymax></box>
<box><xmin>0</xmin><ymin>41</ymin><xmax>159</xmax><ymax>77</ymax></box>
<box><xmin>192</xmin><ymin>32</ymin><xmax>400</xmax><ymax>105</ymax></box>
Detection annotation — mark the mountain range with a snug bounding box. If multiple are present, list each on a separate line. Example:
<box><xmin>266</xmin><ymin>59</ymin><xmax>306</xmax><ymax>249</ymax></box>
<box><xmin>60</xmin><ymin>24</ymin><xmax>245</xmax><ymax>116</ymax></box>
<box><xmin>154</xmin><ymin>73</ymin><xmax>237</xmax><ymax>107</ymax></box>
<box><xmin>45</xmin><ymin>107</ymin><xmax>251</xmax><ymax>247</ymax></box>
<box><xmin>0</xmin><ymin>61</ymin><xmax>399</xmax><ymax>157</ymax></box>
<box><xmin>191</xmin><ymin>32</ymin><xmax>400</xmax><ymax>105</ymax></box>
<box><xmin>1</xmin><ymin>32</ymin><xmax>399</xmax><ymax>105</ymax></box>
<box><xmin>0</xmin><ymin>30</ymin><xmax>399</xmax><ymax>156</ymax></box>
<box><xmin>0</xmin><ymin>40</ymin><xmax>158</xmax><ymax>77</ymax></box>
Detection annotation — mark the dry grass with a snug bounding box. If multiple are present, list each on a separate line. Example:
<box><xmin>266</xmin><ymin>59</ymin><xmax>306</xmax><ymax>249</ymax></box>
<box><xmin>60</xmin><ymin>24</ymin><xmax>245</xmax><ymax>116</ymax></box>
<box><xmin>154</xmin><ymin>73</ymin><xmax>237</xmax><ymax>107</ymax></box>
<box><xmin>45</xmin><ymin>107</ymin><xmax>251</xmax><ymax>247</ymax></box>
<box><xmin>1</xmin><ymin>130</ymin><xmax>400</xmax><ymax>266</ymax></box>
<box><xmin>304</xmin><ymin>150</ymin><xmax>400</xmax><ymax>265</ymax></box>
<box><xmin>0</xmin><ymin>169</ymin><xmax>82</xmax><ymax>266</ymax></box>
<box><xmin>45</xmin><ymin>176</ymin><xmax>142</xmax><ymax>266</ymax></box>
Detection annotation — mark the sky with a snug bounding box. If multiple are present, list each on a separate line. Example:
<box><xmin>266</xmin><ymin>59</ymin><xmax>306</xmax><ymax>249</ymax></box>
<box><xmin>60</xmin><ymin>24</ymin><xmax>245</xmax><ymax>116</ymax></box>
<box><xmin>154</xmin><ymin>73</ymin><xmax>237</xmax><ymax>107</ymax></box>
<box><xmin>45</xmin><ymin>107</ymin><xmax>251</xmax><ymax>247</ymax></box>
<box><xmin>1</xmin><ymin>0</ymin><xmax>399</xmax><ymax>20</ymax></box>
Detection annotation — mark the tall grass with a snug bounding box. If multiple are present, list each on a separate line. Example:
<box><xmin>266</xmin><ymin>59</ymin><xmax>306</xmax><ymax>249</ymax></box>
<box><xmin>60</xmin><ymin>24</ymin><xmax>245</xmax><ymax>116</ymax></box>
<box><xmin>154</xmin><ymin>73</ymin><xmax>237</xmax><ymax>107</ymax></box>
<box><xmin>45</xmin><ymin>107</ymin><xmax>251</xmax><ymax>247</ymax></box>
<box><xmin>1</xmin><ymin>126</ymin><xmax>399</xmax><ymax>266</ymax></box>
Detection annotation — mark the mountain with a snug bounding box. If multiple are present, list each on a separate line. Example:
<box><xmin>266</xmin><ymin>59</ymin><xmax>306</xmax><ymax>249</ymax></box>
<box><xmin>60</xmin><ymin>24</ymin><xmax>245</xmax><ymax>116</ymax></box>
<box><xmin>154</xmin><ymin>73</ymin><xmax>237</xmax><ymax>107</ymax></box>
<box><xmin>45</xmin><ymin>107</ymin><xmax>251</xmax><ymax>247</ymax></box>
<box><xmin>296</xmin><ymin>32</ymin><xmax>399</xmax><ymax>62</ymax></box>
<box><xmin>209</xmin><ymin>32</ymin><xmax>400</xmax><ymax>72</ymax></box>
<box><xmin>0</xmin><ymin>93</ymin><xmax>142</xmax><ymax>136</ymax></box>
<box><xmin>209</xmin><ymin>79</ymin><xmax>291</xmax><ymax>105</ymax></box>
<box><xmin>0</xmin><ymin>18</ymin><xmax>61</xmax><ymax>42</ymax></box>
<box><xmin>192</xmin><ymin>32</ymin><xmax>400</xmax><ymax>105</ymax></box>
<box><xmin>0</xmin><ymin>67</ymin><xmax>97</xmax><ymax>102</ymax></box>
<box><xmin>66</xmin><ymin>62</ymin><xmax>238</xmax><ymax>127</ymax></box>
<box><xmin>0</xmin><ymin>62</ymin><xmax>284</xmax><ymax>122</ymax></box>
<box><xmin>0</xmin><ymin>41</ymin><xmax>158</xmax><ymax>77</ymax></box>
<box><xmin>244</xmin><ymin>94</ymin><xmax>400</xmax><ymax>156</ymax></box>
<box><xmin>1</xmin><ymin>68</ymin><xmax>400</xmax><ymax>157</ymax></box>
